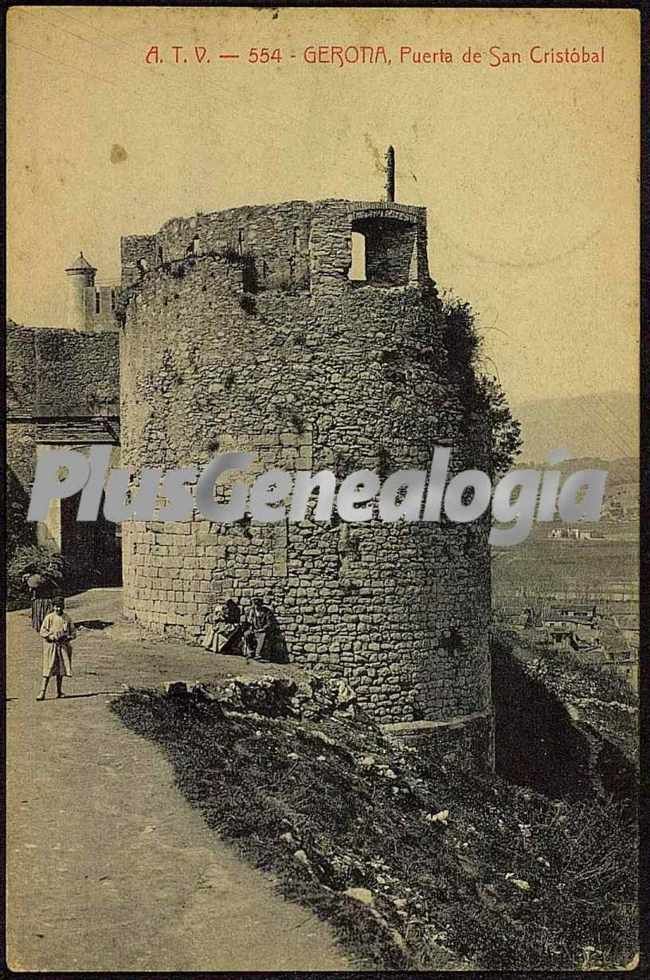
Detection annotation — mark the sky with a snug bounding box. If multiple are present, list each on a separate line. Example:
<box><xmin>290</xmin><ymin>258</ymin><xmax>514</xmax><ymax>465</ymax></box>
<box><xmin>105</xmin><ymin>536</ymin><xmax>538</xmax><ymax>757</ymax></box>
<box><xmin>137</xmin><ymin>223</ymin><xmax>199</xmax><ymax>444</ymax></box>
<box><xmin>7</xmin><ymin>6</ymin><xmax>640</xmax><ymax>410</ymax></box>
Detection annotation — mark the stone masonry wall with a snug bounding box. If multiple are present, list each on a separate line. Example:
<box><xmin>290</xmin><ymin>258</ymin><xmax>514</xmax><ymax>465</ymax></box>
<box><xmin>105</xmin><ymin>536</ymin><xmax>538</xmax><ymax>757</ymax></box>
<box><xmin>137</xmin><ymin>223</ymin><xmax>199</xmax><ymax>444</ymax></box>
<box><xmin>120</xmin><ymin>200</ymin><xmax>427</xmax><ymax>298</ymax></box>
<box><xmin>78</xmin><ymin>283</ymin><xmax>118</xmax><ymax>332</ymax></box>
<box><xmin>387</xmin><ymin>712</ymin><xmax>495</xmax><ymax>771</ymax></box>
<box><xmin>7</xmin><ymin>323</ymin><xmax>120</xmax><ymax>488</ymax></box>
<box><xmin>120</xmin><ymin>200</ymin><xmax>492</xmax><ymax>730</ymax></box>
<box><xmin>121</xmin><ymin>202</ymin><xmax>314</xmax><ymax>292</ymax></box>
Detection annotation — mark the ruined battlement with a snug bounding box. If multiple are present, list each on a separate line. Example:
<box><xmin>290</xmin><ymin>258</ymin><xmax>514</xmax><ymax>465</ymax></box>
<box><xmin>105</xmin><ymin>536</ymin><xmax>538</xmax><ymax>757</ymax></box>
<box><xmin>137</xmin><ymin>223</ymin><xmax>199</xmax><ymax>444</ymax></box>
<box><xmin>120</xmin><ymin>198</ymin><xmax>431</xmax><ymax>297</ymax></box>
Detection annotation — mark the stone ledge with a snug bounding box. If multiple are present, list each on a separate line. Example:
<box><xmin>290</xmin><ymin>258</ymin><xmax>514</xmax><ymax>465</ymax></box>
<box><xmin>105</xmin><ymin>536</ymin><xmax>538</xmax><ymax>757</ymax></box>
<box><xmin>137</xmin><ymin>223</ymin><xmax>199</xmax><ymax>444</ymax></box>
<box><xmin>380</xmin><ymin>707</ymin><xmax>493</xmax><ymax>736</ymax></box>
<box><xmin>381</xmin><ymin>709</ymin><xmax>495</xmax><ymax>772</ymax></box>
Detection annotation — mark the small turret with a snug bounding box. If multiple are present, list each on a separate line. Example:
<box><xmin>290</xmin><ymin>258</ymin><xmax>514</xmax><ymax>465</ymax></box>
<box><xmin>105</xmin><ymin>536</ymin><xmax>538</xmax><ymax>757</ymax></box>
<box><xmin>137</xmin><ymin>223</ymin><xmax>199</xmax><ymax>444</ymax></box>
<box><xmin>65</xmin><ymin>251</ymin><xmax>96</xmax><ymax>330</ymax></box>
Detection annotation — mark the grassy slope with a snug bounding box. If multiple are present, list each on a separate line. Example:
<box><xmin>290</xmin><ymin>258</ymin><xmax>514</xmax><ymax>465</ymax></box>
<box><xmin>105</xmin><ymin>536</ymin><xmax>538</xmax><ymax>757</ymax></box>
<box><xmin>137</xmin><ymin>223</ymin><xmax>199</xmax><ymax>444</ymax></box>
<box><xmin>112</xmin><ymin>689</ymin><xmax>637</xmax><ymax>971</ymax></box>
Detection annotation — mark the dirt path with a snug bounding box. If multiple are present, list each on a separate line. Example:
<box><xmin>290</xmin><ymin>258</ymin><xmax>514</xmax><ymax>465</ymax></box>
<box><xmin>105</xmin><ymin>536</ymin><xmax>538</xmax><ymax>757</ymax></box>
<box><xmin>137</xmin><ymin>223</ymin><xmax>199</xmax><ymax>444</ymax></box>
<box><xmin>6</xmin><ymin>588</ymin><xmax>351</xmax><ymax>971</ymax></box>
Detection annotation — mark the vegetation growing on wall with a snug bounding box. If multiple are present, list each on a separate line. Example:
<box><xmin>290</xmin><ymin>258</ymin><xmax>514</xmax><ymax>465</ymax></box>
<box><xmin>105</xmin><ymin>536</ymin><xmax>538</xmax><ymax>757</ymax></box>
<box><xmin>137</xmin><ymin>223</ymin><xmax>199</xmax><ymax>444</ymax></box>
<box><xmin>440</xmin><ymin>293</ymin><xmax>522</xmax><ymax>476</ymax></box>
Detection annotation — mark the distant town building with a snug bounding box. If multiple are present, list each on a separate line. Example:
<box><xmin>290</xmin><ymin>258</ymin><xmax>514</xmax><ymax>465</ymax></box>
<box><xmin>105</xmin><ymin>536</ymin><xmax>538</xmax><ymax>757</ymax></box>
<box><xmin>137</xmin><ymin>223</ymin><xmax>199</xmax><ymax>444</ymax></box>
<box><xmin>548</xmin><ymin>527</ymin><xmax>605</xmax><ymax>541</ymax></box>
<box><xmin>544</xmin><ymin>603</ymin><xmax>599</xmax><ymax>624</ymax></box>
<box><xmin>603</xmin><ymin>483</ymin><xmax>639</xmax><ymax>521</ymax></box>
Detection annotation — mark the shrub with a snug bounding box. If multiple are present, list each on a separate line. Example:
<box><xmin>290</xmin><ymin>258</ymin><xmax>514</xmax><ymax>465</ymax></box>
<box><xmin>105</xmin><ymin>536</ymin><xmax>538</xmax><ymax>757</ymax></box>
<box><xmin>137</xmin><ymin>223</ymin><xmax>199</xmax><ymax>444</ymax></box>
<box><xmin>470</xmin><ymin>374</ymin><xmax>522</xmax><ymax>476</ymax></box>
<box><xmin>7</xmin><ymin>544</ymin><xmax>66</xmax><ymax>607</ymax></box>
<box><xmin>439</xmin><ymin>291</ymin><xmax>522</xmax><ymax>475</ymax></box>
<box><xmin>440</xmin><ymin>293</ymin><xmax>482</xmax><ymax>373</ymax></box>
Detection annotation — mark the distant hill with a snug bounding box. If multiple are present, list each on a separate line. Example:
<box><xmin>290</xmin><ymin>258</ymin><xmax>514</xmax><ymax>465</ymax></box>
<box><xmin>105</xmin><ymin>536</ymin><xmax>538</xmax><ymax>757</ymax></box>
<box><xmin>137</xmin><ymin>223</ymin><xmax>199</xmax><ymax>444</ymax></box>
<box><xmin>511</xmin><ymin>391</ymin><xmax>638</xmax><ymax>462</ymax></box>
<box><xmin>513</xmin><ymin>455</ymin><xmax>638</xmax><ymax>493</ymax></box>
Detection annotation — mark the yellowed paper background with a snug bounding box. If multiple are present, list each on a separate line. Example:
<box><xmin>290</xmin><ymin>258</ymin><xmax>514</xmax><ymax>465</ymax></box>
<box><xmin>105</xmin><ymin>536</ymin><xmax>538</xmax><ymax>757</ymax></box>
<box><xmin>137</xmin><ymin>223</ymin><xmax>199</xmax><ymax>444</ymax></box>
<box><xmin>7</xmin><ymin>6</ymin><xmax>639</xmax><ymax>411</ymax></box>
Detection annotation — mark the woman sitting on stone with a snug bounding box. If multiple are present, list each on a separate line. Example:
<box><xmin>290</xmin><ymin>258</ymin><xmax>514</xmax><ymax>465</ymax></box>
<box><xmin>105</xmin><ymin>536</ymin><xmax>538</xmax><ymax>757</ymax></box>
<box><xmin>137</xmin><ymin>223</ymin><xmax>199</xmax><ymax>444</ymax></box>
<box><xmin>202</xmin><ymin>598</ymin><xmax>246</xmax><ymax>656</ymax></box>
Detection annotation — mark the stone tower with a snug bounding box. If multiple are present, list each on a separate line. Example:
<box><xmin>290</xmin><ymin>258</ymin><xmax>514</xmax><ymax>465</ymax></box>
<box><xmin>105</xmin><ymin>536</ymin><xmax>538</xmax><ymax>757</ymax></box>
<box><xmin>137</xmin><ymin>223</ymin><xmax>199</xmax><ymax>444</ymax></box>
<box><xmin>118</xmin><ymin>171</ymin><xmax>494</xmax><ymax>767</ymax></box>
<box><xmin>64</xmin><ymin>252</ymin><xmax>119</xmax><ymax>332</ymax></box>
<box><xmin>65</xmin><ymin>252</ymin><xmax>97</xmax><ymax>330</ymax></box>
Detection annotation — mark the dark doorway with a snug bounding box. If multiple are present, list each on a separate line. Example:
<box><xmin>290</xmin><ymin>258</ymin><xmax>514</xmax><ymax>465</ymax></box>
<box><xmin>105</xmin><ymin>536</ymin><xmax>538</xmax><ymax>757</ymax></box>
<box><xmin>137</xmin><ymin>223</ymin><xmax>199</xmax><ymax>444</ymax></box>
<box><xmin>60</xmin><ymin>492</ymin><xmax>122</xmax><ymax>588</ymax></box>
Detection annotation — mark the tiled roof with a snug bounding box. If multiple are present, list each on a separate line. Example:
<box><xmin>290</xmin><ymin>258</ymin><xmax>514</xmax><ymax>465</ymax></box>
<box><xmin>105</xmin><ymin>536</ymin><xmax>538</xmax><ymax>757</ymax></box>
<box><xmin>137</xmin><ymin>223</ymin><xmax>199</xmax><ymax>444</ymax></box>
<box><xmin>34</xmin><ymin>419</ymin><xmax>120</xmax><ymax>444</ymax></box>
<box><xmin>65</xmin><ymin>251</ymin><xmax>96</xmax><ymax>272</ymax></box>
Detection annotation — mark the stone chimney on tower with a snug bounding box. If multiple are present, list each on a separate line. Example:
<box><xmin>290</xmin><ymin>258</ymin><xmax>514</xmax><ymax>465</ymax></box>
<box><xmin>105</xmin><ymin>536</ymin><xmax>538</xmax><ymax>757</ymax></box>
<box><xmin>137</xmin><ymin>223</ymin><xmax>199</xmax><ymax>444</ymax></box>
<box><xmin>385</xmin><ymin>145</ymin><xmax>395</xmax><ymax>203</ymax></box>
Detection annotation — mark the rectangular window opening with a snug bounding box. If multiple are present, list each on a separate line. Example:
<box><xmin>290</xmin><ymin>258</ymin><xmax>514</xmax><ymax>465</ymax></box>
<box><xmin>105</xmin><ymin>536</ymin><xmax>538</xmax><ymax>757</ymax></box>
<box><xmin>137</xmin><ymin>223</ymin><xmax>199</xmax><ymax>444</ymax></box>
<box><xmin>348</xmin><ymin>231</ymin><xmax>367</xmax><ymax>282</ymax></box>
